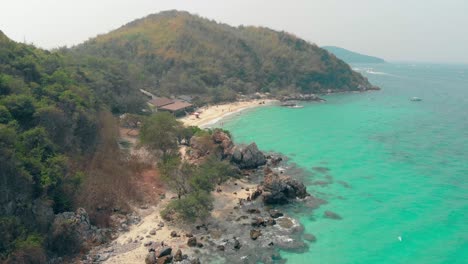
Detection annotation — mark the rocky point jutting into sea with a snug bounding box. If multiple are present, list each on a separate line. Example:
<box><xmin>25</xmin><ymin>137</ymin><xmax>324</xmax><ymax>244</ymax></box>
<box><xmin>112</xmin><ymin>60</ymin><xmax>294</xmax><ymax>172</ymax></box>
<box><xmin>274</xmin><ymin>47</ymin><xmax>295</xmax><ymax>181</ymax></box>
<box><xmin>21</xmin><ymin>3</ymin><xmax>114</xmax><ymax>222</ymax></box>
<box><xmin>81</xmin><ymin>129</ymin><xmax>326</xmax><ymax>264</ymax></box>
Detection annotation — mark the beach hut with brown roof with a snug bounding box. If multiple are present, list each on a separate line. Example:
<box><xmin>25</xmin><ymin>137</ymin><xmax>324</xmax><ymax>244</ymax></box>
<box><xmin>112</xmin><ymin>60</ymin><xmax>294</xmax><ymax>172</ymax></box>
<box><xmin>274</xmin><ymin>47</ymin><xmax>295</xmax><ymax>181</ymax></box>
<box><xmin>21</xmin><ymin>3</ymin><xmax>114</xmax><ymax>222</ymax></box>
<box><xmin>148</xmin><ymin>97</ymin><xmax>174</xmax><ymax>108</ymax></box>
<box><xmin>159</xmin><ymin>101</ymin><xmax>193</xmax><ymax>116</ymax></box>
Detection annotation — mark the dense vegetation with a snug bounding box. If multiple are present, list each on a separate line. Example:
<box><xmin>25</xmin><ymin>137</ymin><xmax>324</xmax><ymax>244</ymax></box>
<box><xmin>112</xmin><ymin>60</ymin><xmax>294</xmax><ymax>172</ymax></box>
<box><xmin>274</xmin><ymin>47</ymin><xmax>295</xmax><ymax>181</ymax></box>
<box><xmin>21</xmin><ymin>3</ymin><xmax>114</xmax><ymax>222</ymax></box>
<box><xmin>0</xmin><ymin>10</ymin><xmax>380</xmax><ymax>262</ymax></box>
<box><xmin>0</xmin><ymin>30</ymin><xmax>141</xmax><ymax>262</ymax></box>
<box><xmin>139</xmin><ymin>112</ymin><xmax>238</xmax><ymax>221</ymax></box>
<box><xmin>72</xmin><ymin>10</ymin><xmax>375</xmax><ymax>103</ymax></box>
<box><xmin>322</xmin><ymin>46</ymin><xmax>385</xmax><ymax>64</ymax></box>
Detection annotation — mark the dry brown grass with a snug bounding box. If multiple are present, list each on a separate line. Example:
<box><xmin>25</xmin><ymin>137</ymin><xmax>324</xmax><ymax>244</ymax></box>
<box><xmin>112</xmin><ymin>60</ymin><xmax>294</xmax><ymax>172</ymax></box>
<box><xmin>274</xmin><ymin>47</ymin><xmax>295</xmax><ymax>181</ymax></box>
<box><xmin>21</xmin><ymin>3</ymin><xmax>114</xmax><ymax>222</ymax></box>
<box><xmin>76</xmin><ymin>111</ymin><xmax>146</xmax><ymax>227</ymax></box>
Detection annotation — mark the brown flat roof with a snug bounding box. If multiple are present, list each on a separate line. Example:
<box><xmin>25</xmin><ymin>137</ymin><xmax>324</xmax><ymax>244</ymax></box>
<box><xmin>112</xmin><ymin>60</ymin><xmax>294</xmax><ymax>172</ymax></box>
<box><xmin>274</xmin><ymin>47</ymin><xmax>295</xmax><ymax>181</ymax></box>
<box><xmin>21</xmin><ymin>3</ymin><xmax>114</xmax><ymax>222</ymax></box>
<box><xmin>148</xmin><ymin>97</ymin><xmax>174</xmax><ymax>107</ymax></box>
<box><xmin>160</xmin><ymin>101</ymin><xmax>193</xmax><ymax>112</ymax></box>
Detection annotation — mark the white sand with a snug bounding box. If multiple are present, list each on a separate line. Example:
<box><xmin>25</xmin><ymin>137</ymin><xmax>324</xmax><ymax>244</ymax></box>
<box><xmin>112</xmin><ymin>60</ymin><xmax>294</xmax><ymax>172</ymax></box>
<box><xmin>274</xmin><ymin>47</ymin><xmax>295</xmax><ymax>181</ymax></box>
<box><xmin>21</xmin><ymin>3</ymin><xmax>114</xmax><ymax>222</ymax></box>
<box><xmin>179</xmin><ymin>99</ymin><xmax>277</xmax><ymax>128</ymax></box>
<box><xmin>103</xmin><ymin>179</ymin><xmax>257</xmax><ymax>264</ymax></box>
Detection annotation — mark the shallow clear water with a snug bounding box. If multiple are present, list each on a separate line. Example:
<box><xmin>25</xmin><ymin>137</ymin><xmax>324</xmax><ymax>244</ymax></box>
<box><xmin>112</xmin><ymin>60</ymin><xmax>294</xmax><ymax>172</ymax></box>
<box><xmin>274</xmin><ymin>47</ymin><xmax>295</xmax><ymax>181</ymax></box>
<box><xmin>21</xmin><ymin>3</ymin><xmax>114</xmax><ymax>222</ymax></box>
<box><xmin>220</xmin><ymin>63</ymin><xmax>468</xmax><ymax>264</ymax></box>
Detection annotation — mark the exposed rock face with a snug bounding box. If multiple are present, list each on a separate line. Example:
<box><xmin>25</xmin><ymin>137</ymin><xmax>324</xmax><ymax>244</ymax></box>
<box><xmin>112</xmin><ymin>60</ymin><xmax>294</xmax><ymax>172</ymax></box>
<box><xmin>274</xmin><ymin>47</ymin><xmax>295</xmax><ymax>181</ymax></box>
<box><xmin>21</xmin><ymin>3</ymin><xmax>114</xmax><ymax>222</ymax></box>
<box><xmin>231</xmin><ymin>143</ymin><xmax>266</xmax><ymax>169</ymax></box>
<box><xmin>261</xmin><ymin>168</ymin><xmax>309</xmax><ymax>204</ymax></box>
<box><xmin>212</xmin><ymin>130</ymin><xmax>234</xmax><ymax>157</ymax></box>
<box><xmin>50</xmin><ymin>208</ymin><xmax>109</xmax><ymax>253</ymax></box>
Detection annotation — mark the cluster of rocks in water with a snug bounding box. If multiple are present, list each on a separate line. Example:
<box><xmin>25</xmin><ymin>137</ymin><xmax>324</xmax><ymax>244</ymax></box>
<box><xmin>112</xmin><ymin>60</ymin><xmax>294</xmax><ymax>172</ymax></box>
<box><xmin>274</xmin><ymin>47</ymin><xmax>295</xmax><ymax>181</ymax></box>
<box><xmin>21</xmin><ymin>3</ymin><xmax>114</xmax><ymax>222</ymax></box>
<box><xmin>167</xmin><ymin>130</ymin><xmax>319</xmax><ymax>263</ymax></box>
<box><xmin>279</xmin><ymin>93</ymin><xmax>325</xmax><ymax>103</ymax></box>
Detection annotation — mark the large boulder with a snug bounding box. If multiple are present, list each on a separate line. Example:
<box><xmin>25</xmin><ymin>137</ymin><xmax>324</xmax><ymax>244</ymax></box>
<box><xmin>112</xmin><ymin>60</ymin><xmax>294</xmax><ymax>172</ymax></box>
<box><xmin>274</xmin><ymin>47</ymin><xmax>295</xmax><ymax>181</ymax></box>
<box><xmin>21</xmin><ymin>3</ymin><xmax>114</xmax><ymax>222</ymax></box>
<box><xmin>157</xmin><ymin>247</ymin><xmax>172</xmax><ymax>258</ymax></box>
<box><xmin>231</xmin><ymin>143</ymin><xmax>266</xmax><ymax>169</ymax></box>
<box><xmin>49</xmin><ymin>208</ymin><xmax>109</xmax><ymax>255</ymax></box>
<box><xmin>212</xmin><ymin>130</ymin><xmax>234</xmax><ymax>157</ymax></box>
<box><xmin>262</xmin><ymin>168</ymin><xmax>309</xmax><ymax>205</ymax></box>
<box><xmin>145</xmin><ymin>249</ymin><xmax>157</xmax><ymax>264</ymax></box>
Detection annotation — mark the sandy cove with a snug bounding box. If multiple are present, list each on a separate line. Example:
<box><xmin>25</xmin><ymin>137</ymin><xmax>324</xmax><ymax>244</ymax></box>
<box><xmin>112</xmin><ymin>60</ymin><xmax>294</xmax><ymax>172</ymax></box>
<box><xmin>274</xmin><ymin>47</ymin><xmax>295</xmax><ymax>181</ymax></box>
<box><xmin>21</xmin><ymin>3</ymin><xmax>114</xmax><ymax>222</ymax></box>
<box><xmin>179</xmin><ymin>99</ymin><xmax>278</xmax><ymax>128</ymax></box>
<box><xmin>97</xmin><ymin>179</ymin><xmax>257</xmax><ymax>264</ymax></box>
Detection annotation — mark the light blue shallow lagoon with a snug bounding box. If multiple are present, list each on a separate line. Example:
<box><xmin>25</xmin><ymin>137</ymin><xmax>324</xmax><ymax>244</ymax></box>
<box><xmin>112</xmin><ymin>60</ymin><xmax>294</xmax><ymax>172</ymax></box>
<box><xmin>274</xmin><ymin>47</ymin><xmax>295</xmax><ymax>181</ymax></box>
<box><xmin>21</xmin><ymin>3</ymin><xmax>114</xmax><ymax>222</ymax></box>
<box><xmin>220</xmin><ymin>63</ymin><xmax>468</xmax><ymax>264</ymax></box>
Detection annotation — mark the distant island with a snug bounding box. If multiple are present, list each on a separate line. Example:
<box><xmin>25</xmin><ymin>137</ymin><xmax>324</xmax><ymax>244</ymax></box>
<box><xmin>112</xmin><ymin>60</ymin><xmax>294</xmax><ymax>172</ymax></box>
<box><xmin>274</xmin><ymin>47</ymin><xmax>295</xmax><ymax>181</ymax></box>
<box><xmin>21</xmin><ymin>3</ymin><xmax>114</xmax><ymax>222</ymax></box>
<box><xmin>322</xmin><ymin>46</ymin><xmax>385</xmax><ymax>63</ymax></box>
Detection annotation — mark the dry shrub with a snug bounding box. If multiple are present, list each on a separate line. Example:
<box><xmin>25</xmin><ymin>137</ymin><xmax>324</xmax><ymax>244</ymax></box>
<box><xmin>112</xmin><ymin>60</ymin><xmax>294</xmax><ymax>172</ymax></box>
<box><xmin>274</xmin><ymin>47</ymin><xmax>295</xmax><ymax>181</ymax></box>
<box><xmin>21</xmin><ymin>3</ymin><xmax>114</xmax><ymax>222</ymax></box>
<box><xmin>76</xmin><ymin>111</ymin><xmax>143</xmax><ymax>227</ymax></box>
<box><xmin>5</xmin><ymin>246</ymin><xmax>47</xmax><ymax>264</ymax></box>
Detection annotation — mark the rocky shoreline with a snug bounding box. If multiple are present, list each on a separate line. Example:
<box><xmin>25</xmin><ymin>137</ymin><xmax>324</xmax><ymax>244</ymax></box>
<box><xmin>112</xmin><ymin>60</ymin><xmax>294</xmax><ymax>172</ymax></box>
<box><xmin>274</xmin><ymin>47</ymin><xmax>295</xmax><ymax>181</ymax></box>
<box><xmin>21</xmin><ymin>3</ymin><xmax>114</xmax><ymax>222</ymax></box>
<box><xmin>77</xmin><ymin>130</ymin><xmax>325</xmax><ymax>264</ymax></box>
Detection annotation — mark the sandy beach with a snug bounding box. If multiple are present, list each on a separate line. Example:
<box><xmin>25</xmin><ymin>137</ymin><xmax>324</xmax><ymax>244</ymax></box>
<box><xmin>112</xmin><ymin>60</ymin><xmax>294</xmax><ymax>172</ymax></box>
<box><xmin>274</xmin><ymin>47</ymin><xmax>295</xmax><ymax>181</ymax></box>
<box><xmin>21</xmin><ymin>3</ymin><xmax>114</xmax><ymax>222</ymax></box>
<box><xmin>179</xmin><ymin>99</ymin><xmax>277</xmax><ymax>128</ymax></box>
<box><xmin>100</xmin><ymin>178</ymin><xmax>256</xmax><ymax>264</ymax></box>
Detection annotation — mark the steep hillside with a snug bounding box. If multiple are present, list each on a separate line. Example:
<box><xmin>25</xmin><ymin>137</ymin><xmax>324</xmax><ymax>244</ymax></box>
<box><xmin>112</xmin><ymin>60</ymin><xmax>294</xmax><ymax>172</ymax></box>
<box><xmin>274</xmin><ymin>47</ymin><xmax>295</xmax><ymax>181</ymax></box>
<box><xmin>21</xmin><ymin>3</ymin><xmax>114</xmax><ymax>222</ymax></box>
<box><xmin>0</xmin><ymin>31</ymin><xmax>139</xmax><ymax>262</ymax></box>
<box><xmin>323</xmin><ymin>46</ymin><xmax>385</xmax><ymax>63</ymax></box>
<box><xmin>73</xmin><ymin>11</ymin><xmax>377</xmax><ymax>101</ymax></box>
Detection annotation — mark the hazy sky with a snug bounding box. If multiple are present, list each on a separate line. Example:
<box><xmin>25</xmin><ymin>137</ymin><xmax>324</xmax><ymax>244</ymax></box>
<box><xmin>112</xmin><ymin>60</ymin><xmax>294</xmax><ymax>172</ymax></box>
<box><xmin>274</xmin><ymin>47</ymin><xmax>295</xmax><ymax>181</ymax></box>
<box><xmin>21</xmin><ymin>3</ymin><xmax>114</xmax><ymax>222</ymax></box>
<box><xmin>1</xmin><ymin>0</ymin><xmax>467</xmax><ymax>63</ymax></box>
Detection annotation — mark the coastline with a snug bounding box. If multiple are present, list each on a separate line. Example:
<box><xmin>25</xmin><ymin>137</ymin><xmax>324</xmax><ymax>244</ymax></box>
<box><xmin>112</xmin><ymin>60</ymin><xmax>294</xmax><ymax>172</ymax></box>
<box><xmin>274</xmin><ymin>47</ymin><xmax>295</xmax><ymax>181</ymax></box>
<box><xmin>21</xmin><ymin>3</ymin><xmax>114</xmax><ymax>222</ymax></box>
<box><xmin>179</xmin><ymin>99</ymin><xmax>278</xmax><ymax>128</ymax></box>
<box><xmin>87</xmin><ymin>125</ymin><xmax>313</xmax><ymax>264</ymax></box>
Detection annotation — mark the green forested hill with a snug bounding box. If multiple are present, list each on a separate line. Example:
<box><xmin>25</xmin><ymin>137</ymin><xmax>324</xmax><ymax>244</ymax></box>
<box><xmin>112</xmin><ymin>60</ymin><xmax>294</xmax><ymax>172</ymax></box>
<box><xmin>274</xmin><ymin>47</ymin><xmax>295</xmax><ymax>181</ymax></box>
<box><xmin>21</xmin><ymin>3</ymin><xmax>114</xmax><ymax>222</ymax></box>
<box><xmin>0</xmin><ymin>30</ymin><xmax>98</xmax><ymax>259</ymax></box>
<box><xmin>73</xmin><ymin>10</ymin><xmax>376</xmax><ymax>101</ymax></box>
<box><xmin>0</xmin><ymin>10</ymin><xmax>379</xmax><ymax>262</ymax></box>
<box><xmin>323</xmin><ymin>46</ymin><xmax>385</xmax><ymax>63</ymax></box>
<box><xmin>0</xmin><ymin>31</ymin><xmax>140</xmax><ymax>262</ymax></box>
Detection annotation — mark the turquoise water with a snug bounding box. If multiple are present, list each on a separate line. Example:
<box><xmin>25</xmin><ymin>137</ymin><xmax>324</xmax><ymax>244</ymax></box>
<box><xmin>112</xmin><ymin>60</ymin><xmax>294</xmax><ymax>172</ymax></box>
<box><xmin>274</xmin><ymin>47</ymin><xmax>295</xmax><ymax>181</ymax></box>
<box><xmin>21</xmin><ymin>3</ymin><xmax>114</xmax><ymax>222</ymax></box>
<box><xmin>221</xmin><ymin>63</ymin><xmax>468</xmax><ymax>264</ymax></box>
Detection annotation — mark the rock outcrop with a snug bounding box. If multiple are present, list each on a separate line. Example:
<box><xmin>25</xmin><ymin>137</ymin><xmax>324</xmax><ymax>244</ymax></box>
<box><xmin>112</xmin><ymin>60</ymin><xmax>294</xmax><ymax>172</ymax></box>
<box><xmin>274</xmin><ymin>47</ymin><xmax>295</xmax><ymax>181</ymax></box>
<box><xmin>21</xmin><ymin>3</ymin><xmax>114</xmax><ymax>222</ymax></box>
<box><xmin>261</xmin><ymin>168</ymin><xmax>309</xmax><ymax>204</ymax></box>
<box><xmin>212</xmin><ymin>130</ymin><xmax>234</xmax><ymax>157</ymax></box>
<box><xmin>231</xmin><ymin>143</ymin><xmax>266</xmax><ymax>169</ymax></box>
<box><xmin>50</xmin><ymin>208</ymin><xmax>109</xmax><ymax>253</ymax></box>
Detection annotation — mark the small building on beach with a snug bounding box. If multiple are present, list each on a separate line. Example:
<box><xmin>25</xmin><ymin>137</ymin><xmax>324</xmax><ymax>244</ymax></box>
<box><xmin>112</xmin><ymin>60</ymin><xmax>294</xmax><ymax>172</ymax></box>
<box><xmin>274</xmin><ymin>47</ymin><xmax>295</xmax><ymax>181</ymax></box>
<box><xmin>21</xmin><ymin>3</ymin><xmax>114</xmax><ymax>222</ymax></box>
<box><xmin>159</xmin><ymin>100</ymin><xmax>193</xmax><ymax>116</ymax></box>
<box><xmin>148</xmin><ymin>97</ymin><xmax>174</xmax><ymax>109</ymax></box>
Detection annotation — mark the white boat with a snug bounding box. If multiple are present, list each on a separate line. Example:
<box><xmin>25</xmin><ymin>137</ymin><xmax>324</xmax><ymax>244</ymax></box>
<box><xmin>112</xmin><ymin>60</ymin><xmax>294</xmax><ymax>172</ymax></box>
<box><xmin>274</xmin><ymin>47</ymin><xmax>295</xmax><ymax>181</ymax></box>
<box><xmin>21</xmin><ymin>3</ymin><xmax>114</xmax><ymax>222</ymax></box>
<box><xmin>410</xmin><ymin>97</ymin><xmax>422</xmax><ymax>101</ymax></box>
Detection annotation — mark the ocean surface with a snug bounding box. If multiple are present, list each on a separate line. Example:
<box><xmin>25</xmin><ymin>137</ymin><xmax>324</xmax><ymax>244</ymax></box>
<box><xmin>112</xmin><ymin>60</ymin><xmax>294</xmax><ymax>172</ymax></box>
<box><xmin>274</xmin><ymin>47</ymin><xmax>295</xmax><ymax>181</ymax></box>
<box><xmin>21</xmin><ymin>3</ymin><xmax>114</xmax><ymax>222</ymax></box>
<box><xmin>219</xmin><ymin>63</ymin><xmax>468</xmax><ymax>264</ymax></box>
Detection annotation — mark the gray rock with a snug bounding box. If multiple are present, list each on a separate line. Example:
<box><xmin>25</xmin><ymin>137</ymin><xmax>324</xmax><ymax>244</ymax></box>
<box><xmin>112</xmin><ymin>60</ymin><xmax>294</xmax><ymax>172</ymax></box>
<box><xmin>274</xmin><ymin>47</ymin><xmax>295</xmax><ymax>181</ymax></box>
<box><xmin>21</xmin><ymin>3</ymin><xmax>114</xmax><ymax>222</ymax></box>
<box><xmin>262</xmin><ymin>168</ymin><xmax>309</xmax><ymax>204</ymax></box>
<box><xmin>149</xmin><ymin>229</ymin><xmax>157</xmax><ymax>235</ymax></box>
<box><xmin>231</xmin><ymin>143</ymin><xmax>266</xmax><ymax>169</ymax></box>
<box><xmin>251</xmin><ymin>217</ymin><xmax>266</xmax><ymax>227</ymax></box>
<box><xmin>233</xmin><ymin>238</ymin><xmax>241</xmax><ymax>250</ymax></box>
<box><xmin>157</xmin><ymin>247</ymin><xmax>172</xmax><ymax>258</ymax></box>
<box><xmin>269</xmin><ymin>209</ymin><xmax>284</xmax><ymax>218</ymax></box>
